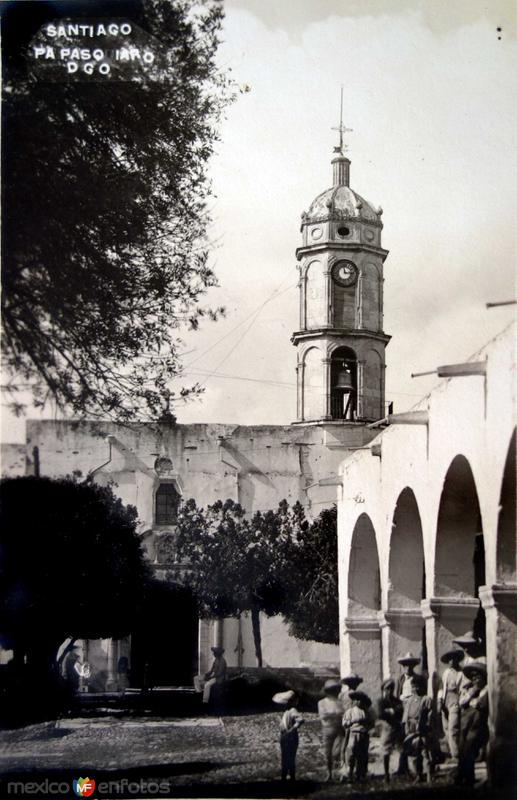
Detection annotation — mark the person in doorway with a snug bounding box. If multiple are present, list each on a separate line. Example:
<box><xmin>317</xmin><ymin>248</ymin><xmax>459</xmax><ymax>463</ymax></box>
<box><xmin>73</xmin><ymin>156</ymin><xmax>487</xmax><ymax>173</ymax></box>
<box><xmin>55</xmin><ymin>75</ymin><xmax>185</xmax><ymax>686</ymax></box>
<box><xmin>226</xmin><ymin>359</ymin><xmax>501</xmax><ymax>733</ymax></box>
<box><xmin>455</xmin><ymin>662</ymin><xmax>489</xmax><ymax>787</ymax></box>
<box><xmin>273</xmin><ymin>690</ymin><xmax>304</xmax><ymax>781</ymax></box>
<box><xmin>437</xmin><ymin>645</ymin><xmax>464</xmax><ymax>760</ymax></box>
<box><xmin>202</xmin><ymin>646</ymin><xmax>227</xmax><ymax>705</ymax></box>
<box><xmin>376</xmin><ymin>678</ymin><xmax>403</xmax><ymax>783</ymax></box>
<box><xmin>318</xmin><ymin>678</ymin><xmax>344</xmax><ymax>781</ymax></box>
<box><xmin>341</xmin><ymin>690</ymin><xmax>373</xmax><ymax>783</ymax></box>
<box><xmin>401</xmin><ymin>674</ymin><xmax>434</xmax><ymax>783</ymax></box>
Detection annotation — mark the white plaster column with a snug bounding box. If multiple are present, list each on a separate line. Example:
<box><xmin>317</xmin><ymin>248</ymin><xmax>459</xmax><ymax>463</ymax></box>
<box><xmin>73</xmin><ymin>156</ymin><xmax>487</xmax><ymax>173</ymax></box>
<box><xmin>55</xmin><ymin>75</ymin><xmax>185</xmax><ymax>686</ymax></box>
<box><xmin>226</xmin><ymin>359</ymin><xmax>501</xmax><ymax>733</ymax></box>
<box><xmin>198</xmin><ymin>619</ymin><xmax>211</xmax><ymax>678</ymax></box>
<box><xmin>380</xmin><ymin>609</ymin><xmax>425</xmax><ymax>680</ymax></box>
<box><xmin>421</xmin><ymin>597</ymin><xmax>480</xmax><ymax>693</ymax></box>
<box><xmin>213</xmin><ymin>618</ymin><xmax>224</xmax><ymax>649</ymax></box>
<box><xmin>342</xmin><ymin>616</ymin><xmax>382</xmax><ymax>696</ymax></box>
<box><xmin>479</xmin><ymin>584</ymin><xmax>517</xmax><ymax>789</ymax></box>
<box><xmin>105</xmin><ymin>638</ymin><xmax>119</xmax><ymax>691</ymax></box>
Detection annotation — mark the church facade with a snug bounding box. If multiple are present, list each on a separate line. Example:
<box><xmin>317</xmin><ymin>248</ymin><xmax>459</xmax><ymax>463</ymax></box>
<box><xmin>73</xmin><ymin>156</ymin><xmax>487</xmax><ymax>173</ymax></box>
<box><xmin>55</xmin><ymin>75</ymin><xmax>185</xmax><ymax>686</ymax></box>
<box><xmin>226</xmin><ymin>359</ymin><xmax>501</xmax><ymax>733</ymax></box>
<box><xmin>1</xmin><ymin>140</ymin><xmax>390</xmax><ymax>685</ymax></box>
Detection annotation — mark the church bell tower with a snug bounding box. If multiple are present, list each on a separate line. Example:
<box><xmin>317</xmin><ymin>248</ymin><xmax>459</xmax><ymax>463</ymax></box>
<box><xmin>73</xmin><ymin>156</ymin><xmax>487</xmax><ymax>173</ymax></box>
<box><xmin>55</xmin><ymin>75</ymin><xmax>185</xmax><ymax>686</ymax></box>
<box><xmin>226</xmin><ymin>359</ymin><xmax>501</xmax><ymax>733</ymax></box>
<box><xmin>292</xmin><ymin>112</ymin><xmax>390</xmax><ymax>424</ymax></box>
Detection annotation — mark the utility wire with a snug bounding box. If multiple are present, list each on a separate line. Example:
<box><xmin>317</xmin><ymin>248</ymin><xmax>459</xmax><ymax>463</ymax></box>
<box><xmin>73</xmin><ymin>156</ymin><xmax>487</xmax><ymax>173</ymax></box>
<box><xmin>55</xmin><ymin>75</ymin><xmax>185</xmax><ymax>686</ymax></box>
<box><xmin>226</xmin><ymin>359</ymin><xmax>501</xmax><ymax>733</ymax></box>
<box><xmin>186</xmin><ymin>269</ymin><xmax>297</xmax><ymax>368</ymax></box>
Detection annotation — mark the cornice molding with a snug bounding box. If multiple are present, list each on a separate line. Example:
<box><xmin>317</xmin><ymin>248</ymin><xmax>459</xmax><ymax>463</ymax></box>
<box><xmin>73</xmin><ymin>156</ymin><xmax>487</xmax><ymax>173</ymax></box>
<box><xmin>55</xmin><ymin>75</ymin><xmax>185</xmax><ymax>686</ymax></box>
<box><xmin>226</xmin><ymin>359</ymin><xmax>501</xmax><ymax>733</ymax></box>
<box><xmin>296</xmin><ymin>242</ymin><xmax>389</xmax><ymax>262</ymax></box>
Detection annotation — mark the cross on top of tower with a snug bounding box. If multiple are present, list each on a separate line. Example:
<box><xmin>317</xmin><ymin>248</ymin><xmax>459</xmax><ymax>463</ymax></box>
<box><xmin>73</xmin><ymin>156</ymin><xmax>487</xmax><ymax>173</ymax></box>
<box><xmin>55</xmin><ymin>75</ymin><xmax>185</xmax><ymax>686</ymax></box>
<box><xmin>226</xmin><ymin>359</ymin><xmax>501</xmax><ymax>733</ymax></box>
<box><xmin>331</xmin><ymin>86</ymin><xmax>353</xmax><ymax>154</ymax></box>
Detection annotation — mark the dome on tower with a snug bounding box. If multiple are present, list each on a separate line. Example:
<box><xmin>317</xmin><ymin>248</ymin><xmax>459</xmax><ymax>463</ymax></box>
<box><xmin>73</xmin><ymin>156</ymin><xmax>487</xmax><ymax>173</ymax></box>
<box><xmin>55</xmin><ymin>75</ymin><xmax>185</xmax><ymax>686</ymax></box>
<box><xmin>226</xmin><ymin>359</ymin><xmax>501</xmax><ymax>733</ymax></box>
<box><xmin>305</xmin><ymin>184</ymin><xmax>381</xmax><ymax>225</ymax></box>
<box><xmin>301</xmin><ymin>152</ymin><xmax>382</xmax><ymax>227</ymax></box>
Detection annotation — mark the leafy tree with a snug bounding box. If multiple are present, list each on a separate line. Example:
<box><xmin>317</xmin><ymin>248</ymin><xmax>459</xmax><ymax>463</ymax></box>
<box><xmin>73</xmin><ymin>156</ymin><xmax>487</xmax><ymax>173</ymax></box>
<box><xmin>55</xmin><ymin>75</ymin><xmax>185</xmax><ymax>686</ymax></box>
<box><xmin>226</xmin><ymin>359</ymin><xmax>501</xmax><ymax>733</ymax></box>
<box><xmin>1</xmin><ymin>0</ymin><xmax>232</xmax><ymax>422</ymax></box>
<box><xmin>174</xmin><ymin>499</ymin><xmax>294</xmax><ymax>667</ymax></box>
<box><xmin>0</xmin><ymin>476</ymin><xmax>149</xmax><ymax>691</ymax></box>
<box><xmin>281</xmin><ymin>506</ymin><xmax>339</xmax><ymax>644</ymax></box>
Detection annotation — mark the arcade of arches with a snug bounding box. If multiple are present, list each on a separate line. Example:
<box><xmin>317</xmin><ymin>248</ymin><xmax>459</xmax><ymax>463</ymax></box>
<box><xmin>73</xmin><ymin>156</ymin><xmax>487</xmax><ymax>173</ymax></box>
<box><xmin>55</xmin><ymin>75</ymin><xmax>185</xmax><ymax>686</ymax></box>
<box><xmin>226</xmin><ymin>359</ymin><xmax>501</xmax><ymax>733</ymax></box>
<box><xmin>338</xmin><ymin>323</ymin><xmax>516</xmax><ymax>786</ymax></box>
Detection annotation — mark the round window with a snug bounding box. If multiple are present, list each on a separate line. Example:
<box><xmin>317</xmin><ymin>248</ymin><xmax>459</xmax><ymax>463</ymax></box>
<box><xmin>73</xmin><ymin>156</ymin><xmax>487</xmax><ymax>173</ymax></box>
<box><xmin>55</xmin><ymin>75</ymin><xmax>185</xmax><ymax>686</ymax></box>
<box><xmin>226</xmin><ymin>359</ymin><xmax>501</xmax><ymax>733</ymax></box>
<box><xmin>311</xmin><ymin>227</ymin><xmax>322</xmax><ymax>240</ymax></box>
<box><xmin>337</xmin><ymin>225</ymin><xmax>350</xmax><ymax>237</ymax></box>
<box><xmin>364</xmin><ymin>229</ymin><xmax>375</xmax><ymax>242</ymax></box>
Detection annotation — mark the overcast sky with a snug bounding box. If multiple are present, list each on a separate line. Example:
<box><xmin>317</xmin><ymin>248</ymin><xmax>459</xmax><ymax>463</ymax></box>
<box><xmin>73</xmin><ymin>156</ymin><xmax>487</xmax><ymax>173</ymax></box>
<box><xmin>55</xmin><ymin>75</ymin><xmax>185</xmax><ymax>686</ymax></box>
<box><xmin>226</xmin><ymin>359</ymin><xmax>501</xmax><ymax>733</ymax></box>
<box><xmin>2</xmin><ymin>0</ymin><xmax>516</xmax><ymax>440</ymax></box>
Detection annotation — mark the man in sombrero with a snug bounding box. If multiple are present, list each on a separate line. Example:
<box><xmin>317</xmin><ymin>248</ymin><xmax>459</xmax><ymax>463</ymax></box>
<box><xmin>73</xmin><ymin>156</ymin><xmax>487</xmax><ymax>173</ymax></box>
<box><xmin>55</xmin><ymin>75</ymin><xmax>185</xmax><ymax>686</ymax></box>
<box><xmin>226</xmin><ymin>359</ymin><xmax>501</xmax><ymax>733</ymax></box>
<box><xmin>396</xmin><ymin>652</ymin><xmax>421</xmax><ymax>704</ymax></box>
<box><xmin>437</xmin><ymin>644</ymin><xmax>464</xmax><ymax>760</ymax></box>
<box><xmin>455</xmin><ymin>662</ymin><xmax>489</xmax><ymax>786</ymax></box>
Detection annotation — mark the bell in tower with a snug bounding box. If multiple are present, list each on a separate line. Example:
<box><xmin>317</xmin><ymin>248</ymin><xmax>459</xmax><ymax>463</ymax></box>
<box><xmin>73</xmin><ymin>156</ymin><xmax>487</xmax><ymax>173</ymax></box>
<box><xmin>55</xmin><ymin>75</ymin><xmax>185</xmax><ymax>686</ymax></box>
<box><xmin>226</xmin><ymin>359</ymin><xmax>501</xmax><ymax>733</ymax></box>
<box><xmin>292</xmin><ymin>103</ymin><xmax>390</xmax><ymax>425</ymax></box>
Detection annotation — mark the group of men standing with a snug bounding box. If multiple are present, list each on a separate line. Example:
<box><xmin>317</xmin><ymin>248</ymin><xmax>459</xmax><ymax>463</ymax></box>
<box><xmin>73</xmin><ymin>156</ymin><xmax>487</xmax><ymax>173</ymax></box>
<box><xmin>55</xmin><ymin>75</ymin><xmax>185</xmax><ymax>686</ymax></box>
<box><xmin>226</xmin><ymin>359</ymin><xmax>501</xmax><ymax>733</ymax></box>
<box><xmin>317</xmin><ymin>629</ymin><xmax>488</xmax><ymax>786</ymax></box>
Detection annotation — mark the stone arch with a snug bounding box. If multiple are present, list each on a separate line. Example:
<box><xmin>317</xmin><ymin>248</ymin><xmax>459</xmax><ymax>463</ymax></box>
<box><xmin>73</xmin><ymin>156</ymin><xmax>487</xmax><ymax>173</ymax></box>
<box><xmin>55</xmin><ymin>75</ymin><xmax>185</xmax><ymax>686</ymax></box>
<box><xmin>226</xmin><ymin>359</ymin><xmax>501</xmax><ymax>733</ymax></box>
<box><xmin>496</xmin><ymin>428</ymin><xmax>516</xmax><ymax>584</ymax></box>
<box><xmin>345</xmin><ymin>513</ymin><xmax>382</xmax><ymax>692</ymax></box>
<box><xmin>435</xmin><ymin>455</ymin><xmax>483</xmax><ymax>597</ymax></box>
<box><xmin>304</xmin><ymin>260</ymin><xmax>325</xmax><ymax>329</ymax></box>
<box><xmin>389</xmin><ymin>488</ymin><xmax>425</xmax><ymax>608</ymax></box>
<box><xmin>302</xmin><ymin>345</ymin><xmax>323</xmax><ymax>420</ymax></box>
<box><xmin>386</xmin><ymin>488</ymin><xmax>426</xmax><ymax>675</ymax></box>
<box><xmin>348</xmin><ymin>513</ymin><xmax>381</xmax><ymax>617</ymax></box>
<box><xmin>434</xmin><ymin>454</ymin><xmax>486</xmax><ymax>645</ymax></box>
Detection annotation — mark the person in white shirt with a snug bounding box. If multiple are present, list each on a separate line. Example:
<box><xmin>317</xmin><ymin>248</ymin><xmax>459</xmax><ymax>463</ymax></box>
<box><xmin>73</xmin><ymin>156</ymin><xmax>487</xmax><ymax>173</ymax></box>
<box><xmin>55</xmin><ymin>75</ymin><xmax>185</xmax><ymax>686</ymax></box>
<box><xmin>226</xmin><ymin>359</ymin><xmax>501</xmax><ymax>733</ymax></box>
<box><xmin>437</xmin><ymin>645</ymin><xmax>464</xmax><ymax>759</ymax></box>
<box><xmin>318</xmin><ymin>678</ymin><xmax>344</xmax><ymax>781</ymax></box>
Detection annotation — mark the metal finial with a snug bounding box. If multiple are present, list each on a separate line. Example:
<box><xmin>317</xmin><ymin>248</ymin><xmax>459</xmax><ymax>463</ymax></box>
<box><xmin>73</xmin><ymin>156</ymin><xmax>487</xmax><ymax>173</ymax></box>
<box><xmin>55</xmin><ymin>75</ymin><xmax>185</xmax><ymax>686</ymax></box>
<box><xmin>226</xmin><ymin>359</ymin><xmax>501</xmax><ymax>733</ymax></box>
<box><xmin>331</xmin><ymin>86</ymin><xmax>353</xmax><ymax>154</ymax></box>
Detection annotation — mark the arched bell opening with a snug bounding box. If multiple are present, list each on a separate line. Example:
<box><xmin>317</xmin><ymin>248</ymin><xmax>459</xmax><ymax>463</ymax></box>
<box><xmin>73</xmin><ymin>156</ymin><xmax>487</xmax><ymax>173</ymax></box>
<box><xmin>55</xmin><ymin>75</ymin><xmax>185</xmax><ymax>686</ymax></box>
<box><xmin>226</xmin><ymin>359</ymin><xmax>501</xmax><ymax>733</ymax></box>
<box><xmin>330</xmin><ymin>346</ymin><xmax>357</xmax><ymax>421</ymax></box>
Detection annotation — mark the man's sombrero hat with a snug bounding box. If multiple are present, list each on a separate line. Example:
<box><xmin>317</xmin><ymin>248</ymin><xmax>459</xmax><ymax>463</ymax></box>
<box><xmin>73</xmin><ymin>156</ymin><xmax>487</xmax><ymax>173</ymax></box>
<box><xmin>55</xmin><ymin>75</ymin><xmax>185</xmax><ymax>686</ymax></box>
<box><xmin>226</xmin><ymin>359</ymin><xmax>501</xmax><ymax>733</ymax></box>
<box><xmin>452</xmin><ymin>631</ymin><xmax>480</xmax><ymax>647</ymax></box>
<box><xmin>272</xmin><ymin>690</ymin><xmax>296</xmax><ymax>705</ymax></box>
<box><xmin>397</xmin><ymin>651</ymin><xmax>420</xmax><ymax>666</ymax></box>
<box><xmin>323</xmin><ymin>678</ymin><xmax>342</xmax><ymax>694</ymax></box>
<box><xmin>341</xmin><ymin>672</ymin><xmax>363</xmax><ymax>687</ymax></box>
<box><xmin>462</xmin><ymin>662</ymin><xmax>487</xmax><ymax>680</ymax></box>
<box><xmin>348</xmin><ymin>690</ymin><xmax>372</xmax><ymax>708</ymax></box>
<box><xmin>211</xmin><ymin>646</ymin><xmax>225</xmax><ymax>655</ymax></box>
<box><xmin>440</xmin><ymin>646</ymin><xmax>465</xmax><ymax>664</ymax></box>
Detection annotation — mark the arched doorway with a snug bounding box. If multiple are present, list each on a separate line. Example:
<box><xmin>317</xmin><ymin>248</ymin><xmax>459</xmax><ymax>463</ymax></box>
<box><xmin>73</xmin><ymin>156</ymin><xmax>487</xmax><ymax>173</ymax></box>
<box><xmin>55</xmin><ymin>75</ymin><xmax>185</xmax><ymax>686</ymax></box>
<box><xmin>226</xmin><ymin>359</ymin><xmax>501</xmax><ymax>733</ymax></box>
<box><xmin>130</xmin><ymin>580</ymin><xmax>198</xmax><ymax>688</ymax></box>
<box><xmin>434</xmin><ymin>455</ymin><xmax>485</xmax><ymax>644</ymax></box>
<box><xmin>386</xmin><ymin>488</ymin><xmax>426</xmax><ymax>675</ymax></box>
<box><xmin>330</xmin><ymin>346</ymin><xmax>357</xmax><ymax>421</ymax></box>
<box><xmin>345</xmin><ymin>514</ymin><xmax>381</xmax><ymax>692</ymax></box>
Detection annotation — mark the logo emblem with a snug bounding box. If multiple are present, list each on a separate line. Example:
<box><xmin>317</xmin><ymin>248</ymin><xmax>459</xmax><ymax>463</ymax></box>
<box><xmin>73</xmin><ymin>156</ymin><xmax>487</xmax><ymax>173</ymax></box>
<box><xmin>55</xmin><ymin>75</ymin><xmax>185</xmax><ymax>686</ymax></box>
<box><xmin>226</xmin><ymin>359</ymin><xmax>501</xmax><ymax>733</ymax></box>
<box><xmin>73</xmin><ymin>777</ymin><xmax>95</xmax><ymax>797</ymax></box>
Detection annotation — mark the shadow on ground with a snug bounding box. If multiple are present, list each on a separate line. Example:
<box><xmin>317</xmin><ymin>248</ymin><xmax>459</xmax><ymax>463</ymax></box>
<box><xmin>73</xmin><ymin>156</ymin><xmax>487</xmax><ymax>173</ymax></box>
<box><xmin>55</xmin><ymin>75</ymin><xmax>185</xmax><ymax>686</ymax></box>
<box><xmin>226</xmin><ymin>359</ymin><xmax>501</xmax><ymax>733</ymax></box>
<box><xmin>0</xmin><ymin>767</ymin><xmax>513</xmax><ymax>800</ymax></box>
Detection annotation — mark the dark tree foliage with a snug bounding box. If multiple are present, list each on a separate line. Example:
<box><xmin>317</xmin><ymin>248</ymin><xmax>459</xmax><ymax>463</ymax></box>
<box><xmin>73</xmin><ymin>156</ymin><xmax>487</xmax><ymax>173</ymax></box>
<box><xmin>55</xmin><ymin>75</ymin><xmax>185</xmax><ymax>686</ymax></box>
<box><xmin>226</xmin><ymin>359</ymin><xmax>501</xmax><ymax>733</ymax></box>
<box><xmin>0</xmin><ymin>476</ymin><xmax>149</xmax><ymax>673</ymax></box>
<box><xmin>1</xmin><ymin>0</ymin><xmax>231</xmax><ymax>421</ymax></box>
<box><xmin>174</xmin><ymin>499</ymin><xmax>293</xmax><ymax>667</ymax></box>
<box><xmin>281</xmin><ymin>505</ymin><xmax>339</xmax><ymax>644</ymax></box>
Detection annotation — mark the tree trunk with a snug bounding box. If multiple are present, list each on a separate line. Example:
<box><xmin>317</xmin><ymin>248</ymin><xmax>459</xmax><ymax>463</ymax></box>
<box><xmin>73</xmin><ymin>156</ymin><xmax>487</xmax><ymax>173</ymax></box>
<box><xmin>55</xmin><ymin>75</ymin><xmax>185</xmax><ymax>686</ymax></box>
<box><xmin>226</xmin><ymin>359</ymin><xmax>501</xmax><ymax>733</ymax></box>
<box><xmin>250</xmin><ymin>602</ymin><xmax>262</xmax><ymax>667</ymax></box>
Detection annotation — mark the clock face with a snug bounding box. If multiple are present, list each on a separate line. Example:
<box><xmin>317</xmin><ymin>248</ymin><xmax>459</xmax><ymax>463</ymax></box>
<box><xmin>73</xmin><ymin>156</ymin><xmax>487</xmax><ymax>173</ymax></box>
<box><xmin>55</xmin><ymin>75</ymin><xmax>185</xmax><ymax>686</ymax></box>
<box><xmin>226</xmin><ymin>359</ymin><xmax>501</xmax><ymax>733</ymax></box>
<box><xmin>332</xmin><ymin>260</ymin><xmax>358</xmax><ymax>287</ymax></box>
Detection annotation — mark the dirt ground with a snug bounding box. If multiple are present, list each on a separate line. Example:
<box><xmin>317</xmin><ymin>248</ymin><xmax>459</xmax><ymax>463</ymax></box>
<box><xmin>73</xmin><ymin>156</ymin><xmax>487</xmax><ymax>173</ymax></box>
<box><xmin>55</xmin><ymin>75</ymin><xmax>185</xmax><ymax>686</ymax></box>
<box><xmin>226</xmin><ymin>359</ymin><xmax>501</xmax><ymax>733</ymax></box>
<box><xmin>0</xmin><ymin>712</ymin><xmax>501</xmax><ymax>799</ymax></box>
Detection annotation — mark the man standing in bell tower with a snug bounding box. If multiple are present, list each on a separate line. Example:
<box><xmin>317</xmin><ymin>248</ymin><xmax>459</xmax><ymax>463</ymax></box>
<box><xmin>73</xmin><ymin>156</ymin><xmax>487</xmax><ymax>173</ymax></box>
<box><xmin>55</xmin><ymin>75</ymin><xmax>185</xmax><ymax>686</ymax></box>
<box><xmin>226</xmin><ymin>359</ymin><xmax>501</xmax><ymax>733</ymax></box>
<box><xmin>292</xmin><ymin>96</ymin><xmax>390</xmax><ymax>425</ymax></box>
